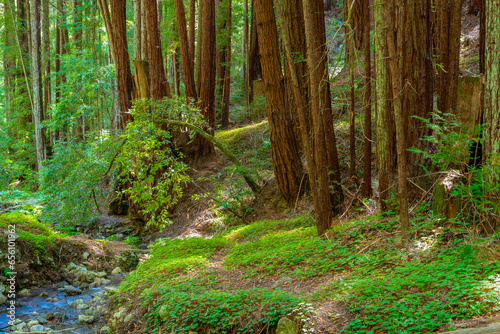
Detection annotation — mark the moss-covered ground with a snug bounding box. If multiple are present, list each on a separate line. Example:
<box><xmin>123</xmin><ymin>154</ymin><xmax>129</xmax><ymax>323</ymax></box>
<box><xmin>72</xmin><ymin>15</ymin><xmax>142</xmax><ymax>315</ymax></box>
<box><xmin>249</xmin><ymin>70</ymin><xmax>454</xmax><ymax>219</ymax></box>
<box><xmin>107</xmin><ymin>213</ymin><xmax>500</xmax><ymax>333</ymax></box>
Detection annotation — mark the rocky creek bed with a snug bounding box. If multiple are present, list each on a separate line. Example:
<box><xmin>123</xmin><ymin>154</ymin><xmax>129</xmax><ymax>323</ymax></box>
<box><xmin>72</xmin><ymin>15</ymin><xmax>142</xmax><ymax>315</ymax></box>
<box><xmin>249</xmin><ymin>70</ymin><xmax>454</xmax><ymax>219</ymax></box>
<box><xmin>0</xmin><ymin>259</ymin><xmax>137</xmax><ymax>334</ymax></box>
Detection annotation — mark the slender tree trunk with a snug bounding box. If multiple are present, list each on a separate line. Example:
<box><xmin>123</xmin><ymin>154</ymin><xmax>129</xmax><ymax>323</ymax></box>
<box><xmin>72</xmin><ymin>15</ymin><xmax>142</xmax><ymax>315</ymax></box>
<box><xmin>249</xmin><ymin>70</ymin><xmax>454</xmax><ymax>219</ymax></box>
<box><xmin>4</xmin><ymin>0</ymin><xmax>15</xmax><ymax>130</ymax></box>
<box><xmin>242</xmin><ymin>0</ymin><xmax>249</xmax><ymax>111</ymax></box>
<box><xmin>362</xmin><ymin>0</ymin><xmax>372</xmax><ymax>197</ymax></box>
<box><xmin>255</xmin><ymin>0</ymin><xmax>304</xmax><ymax>205</ymax></box>
<box><xmin>30</xmin><ymin>0</ymin><xmax>47</xmax><ymax>172</ymax></box>
<box><xmin>42</xmin><ymin>0</ymin><xmax>50</xmax><ymax>145</ymax></box>
<box><xmin>134</xmin><ymin>0</ymin><xmax>142</xmax><ymax>60</ymax></box>
<box><xmin>195</xmin><ymin>0</ymin><xmax>203</xmax><ymax>96</ymax></box>
<box><xmin>374</xmin><ymin>0</ymin><xmax>393</xmax><ymax>212</ymax></box>
<box><xmin>174</xmin><ymin>0</ymin><xmax>197</xmax><ymax>101</ymax></box>
<box><xmin>483</xmin><ymin>0</ymin><xmax>500</xmax><ymax>232</ymax></box>
<box><xmin>197</xmin><ymin>0</ymin><xmax>217</xmax><ymax>157</ymax></box>
<box><xmin>303</xmin><ymin>0</ymin><xmax>337</xmax><ymax>234</ymax></box>
<box><xmin>100</xmin><ymin>0</ymin><xmax>133</xmax><ymax>127</ymax></box>
<box><xmin>282</xmin><ymin>0</ymin><xmax>309</xmax><ymax>141</ymax></box>
<box><xmin>216</xmin><ymin>0</ymin><xmax>232</xmax><ymax>128</ymax></box>
<box><xmin>434</xmin><ymin>0</ymin><xmax>462</xmax><ymax>115</ymax></box>
<box><xmin>174</xmin><ymin>49</ymin><xmax>181</xmax><ymax>96</ymax></box>
<box><xmin>248</xmin><ymin>0</ymin><xmax>262</xmax><ymax>103</ymax></box>
<box><xmin>384</xmin><ymin>2</ymin><xmax>409</xmax><ymax>238</ymax></box>
<box><xmin>312</xmin><ymin>0</ymin><xmax>344</xmax><ymax>207</ymax></box>
<box><xmin>188</xmin><ymin>0</ymin><xmax>196</xmax><ymax>72</ymax></box>
<box><xmin>141</xmin><ymin>0</ymin><xmax>149</xmax><ymax>61</ymax></box>
<box><xmin>344</xmin><ymin>0</ymin><xmax>356</xmax><ymax>180</ymax></box>
<box><xmin>145</xmin><ymin>0</ymin><xmax>167</xmax><ymax>100</ymax></box>
<box><xmin>221</xmin><ymin>0</ymin><xmax>232</xmax><ymax>129</ymax></box>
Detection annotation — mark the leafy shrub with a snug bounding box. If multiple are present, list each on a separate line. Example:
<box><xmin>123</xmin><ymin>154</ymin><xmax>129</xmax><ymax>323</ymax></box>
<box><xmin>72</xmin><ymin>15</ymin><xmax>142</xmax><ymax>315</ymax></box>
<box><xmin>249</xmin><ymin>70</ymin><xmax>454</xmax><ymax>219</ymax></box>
<box><xmin>40</xmin><ymin>138</ymin><xmax>120</xmax><ymax>229</ymax></box>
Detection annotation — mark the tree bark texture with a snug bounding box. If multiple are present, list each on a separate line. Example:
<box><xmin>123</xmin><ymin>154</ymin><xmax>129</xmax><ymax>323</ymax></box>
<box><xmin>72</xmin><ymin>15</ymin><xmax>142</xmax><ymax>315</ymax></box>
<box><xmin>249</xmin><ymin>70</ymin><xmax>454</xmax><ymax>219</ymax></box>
<box><xmin>197</xmin><ymin>0</ymin><xmax>217</xmax><ymax>157</ymax></box>
<box><xmin>483</xmin><ymin>0</ymin><xmax>500</xmax><ymax>232</ymax></box>
<box><xmin>362</xmin><ymin>0</ymin><xmax>372</xmax><ymax>197</ymax></box>
<box><xmin>216</xmin><ymin>0</ymin><xmax>232</xmax><ymax>128</ymax></box>
<box><xmin>105</xmin><ymin>0</ymin><xmax>134</xmax><ymax>127</ymax></box>
<box><xmin>434</xmin><ymin>0</ymin><xmax>462</xmax><ymax>115</ymax></box>
<box><xmin>374</xmin><ymin>0</ymin><xmax>394</xmax><ymax>212</ymax></box>
<box><xmin>175</xmin><ymin>0</ymin><xmax>197</xmax><ymax>101</ymax></box>
<box><xmin>188</xmin><ymin>0</ymin><xmax>196</xmax><ymax>71</ymax></box>
<box><xmin>303</xmin><ymin>0</ymin><xmax>337</xmax><ymax>234</ymax></box>
<box><xmin>254</xmin><ymin>0</ymin><xmax>304</xmax><ymax>205</ymax></box>
<box><xmin>134</xmin><ymin>0</ymin><xmax>142</xmax><ymax>59</ymax></box>
<box><xmin>312</xmin><ymin>0</ymin><xmax>344</xmax><ymax>207</ymax></box>
<box><xmin>30</xmin><ymin>0</ymin><xmax>47</xmax><ymax>171</ymax></box>
<box><xmin>145</xmin><ymin>0</ymin><xmax>167</xmax><ymax>100</ymax></box>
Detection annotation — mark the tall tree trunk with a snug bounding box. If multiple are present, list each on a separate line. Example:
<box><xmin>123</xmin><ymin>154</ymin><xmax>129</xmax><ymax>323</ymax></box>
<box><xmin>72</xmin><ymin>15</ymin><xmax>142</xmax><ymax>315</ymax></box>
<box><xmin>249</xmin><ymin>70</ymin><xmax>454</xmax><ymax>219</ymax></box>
<box><xmin>30</xmin><ymin>0</ymin><xmax>47</xmax><ymax>172</ymax></box>
<box><xmin>384</xmin><ymin>2</ymin><xmax>409</xmax><ymax>237</ymax></box>
<box><xmin>174</xmin><ymin>0</ymin><xmax>197</xmax><ymax>101</ymax></box>
<box><xmin>141</xmin><ymin>0</ymin><xmax>149</xmax><ymax>61</ymax></box>
<box><xmin>42</xmin><ymin>0</ymin><xmax>51</xmax><ymax>147</ymax></box>
<box><xmin>374</xmin><ymin>0</ymin><xmax>394</xmax><ymax>212</ymax></box>
<box><xmin>221</xmin><ymin>0</ymin><xmax>232</xmax><ymax>129</ymax></box>
<box><xmin>73</xmin><ymin>0</ymin><xmax>82</xmax><ymax>49</ymax></box>
<box><xmin>312</xmin><ymin>0</ymin><xmax>344</xmax><ymax>207</ymax></box>
<box><xmin>282</xmin><ymin>0</ymin><xmax>309</xmax><ymax>141</ymax></box>
<box><xmin>4</xmin><ymin>0</ymin><xmax>15</xmax><ymax>132</ymax></box>
<box><xmin>361</xmin><ymin>0</ymin><xmax>372</xmax><ymax>197</ymax></box>
<box><xmin>344</xmin><ymin>0</ymin><xmax>356</xmax><ymax>180</ymax></box>
<box><xmin>434</xmin><ymin>0</ymin><xmax>462</xmax><ymax>115</ymax></box>
<box><xmin>195</xmin><ymin>0</ymin><xmax>203</xmax><ymax>96</ymax></box>
<box><xmin>254</xmin><ymin>0</ymin><xmax>303</xmax><ymax>205</ymax></box>
<box><xmin>216</xmin><ymin>0</ymin><xmax>232</xmax><ymax>128</ymax></box>
<box><xmin>197</xmin><ymin>0</ymin><xmax>217</xmax><ymax>157</ymax></box>
<box><xmin>248</xmin><ymin>0</ymin><xmax>262</xmax><ymax>103</ymax></box>
<box><xmin>188</xmin><ymin>0</ymin><xmax>196</xmax><ymax>72</ymax></box>
<box><xmin>242</xmin><ymin>0</ymin><xmax>249</xmax><ymax>111</ymax></box>
<box><xmin>483</xmin><ymin>0</ymin><xmax>500</xmax><ymax>232</ymax></box>
<box><xmin>100</xmin><ymin>0</ymin><xmax>134</xmax><ymax>128</ymax></box>
<box><xmin>134</xmin><ymin>0</ymin><xmax>142</xmax><ymax>59</ymax></box>
<box><xmin>145</xmin><ymin>0</ymin><xmax>167</xmax><ymax>100</ymax></box>
<box><xmin>303</xmin><ymin>0</ymin><xmax>337</xmax><ymax>234</ymax></box>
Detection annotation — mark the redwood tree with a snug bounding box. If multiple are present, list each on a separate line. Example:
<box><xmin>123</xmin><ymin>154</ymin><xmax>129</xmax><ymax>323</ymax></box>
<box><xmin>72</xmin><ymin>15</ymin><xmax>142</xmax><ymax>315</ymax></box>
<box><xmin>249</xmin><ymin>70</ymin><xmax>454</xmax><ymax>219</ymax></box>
<box><xmin>254</xmin><ymin>0</ymin><xmax>304</xmax><ymax>205</ymax></box>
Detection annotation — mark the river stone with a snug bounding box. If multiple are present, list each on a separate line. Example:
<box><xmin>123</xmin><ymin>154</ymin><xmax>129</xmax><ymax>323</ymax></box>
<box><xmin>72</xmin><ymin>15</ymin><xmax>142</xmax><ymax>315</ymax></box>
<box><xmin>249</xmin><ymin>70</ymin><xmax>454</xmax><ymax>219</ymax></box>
<box><xmin>52</xmin><ymin>297</ymin><xmax>60</xmax><ymax>302</ymax></box>
<box><xmin>94</xmin><ymin>277</ymin><xmax>102</xmax><ymax>286</ymax></box>
<box><xmin>0</xmin><ymin>292</ymin><xmax>7</xmax><ymax>304</ymax></box>
<box><xmin>100</xmin><ymin>326</ymin><xmax>110</xmax><ymax>333</ymax></box>
<box><xmin>0</xmin><ymin>283</ymin><xmax>5</xmax><ymax>293</ymax></box>
<box><xmin>20</xmin><ymin>288</ymin><xmax>30</xmax><ymax>296</ymax></box>
<box><xmin>111</xmin><ymin>267</ymin><xmax>122</xmax><ymax>275</ymax></box>
<box><xmin>36</xmin><ymin>316</ymin><xmax>48</xmax><ymax>324</ymax></box>
<box><xmin>159</xmin><ymin>305</ymin><xmax>169</xmax><ymax>319</ymax></box>
<box><xmin>39</xmin><ymin>292</ymin><xmax>49</xmax><ymax>298</ymax></box>
<box><xmin>276</xmin><ymin>317</ymin><xmax>299</xmax><ymax>334</ymax></box>
<box><xmin>104</xmin><ymin>286</ymin><xmax>116</xmax><ymax>293</ymax></box>
<box><xmin>96</xmin><ymin>271</ymin><xmax>107</xmax><ymax>278</ymax></box>
<box><xmin>96</xmin><ymin>305</ymin><xmax>103</xmax><ymax>312</ymax></box>
<box><xmin>46</xmin><ymin>312</ymin><xmax>54</xmax><ymax>321</ymax></box>
<box><xmin>93</xmin><ymin>291</ymin><xmax>105</xmax><ymax>298</ymax></box>
<box><xmin>80</xmin><ymin>282</ymin><xmax>90</xmax><ymax>290</ymax></box>
<box><xmin>32</xmin><ymin>312</ymin><xmax>39</xmax><ymax>317</ymax></box>
<box><xmin>86</xmin><ymin>306</ymin><xmax>98</xmax><ymax>316</ymax></box>
<box><xmin>13</xmin><ymin>322</ymin><xmax>27</xmax><ymax>331</ymax></box>
<box><xmin>82</xmin><ymin>252</ymin><xmax>90</xmax><ymax>259</ymax></box>
<box><xmin>77</xmin><ymin>303</ymin><xmax>90</xmax><ymax>310</ymax></box>
<box><xmin>124</xmin><ymin>314</ymin><xmax>133</xmax><ymax>322</ymax></box>
<box><xmin>30</xmin><ymin>324</ymin><xmax>45</xmax><ymax>332</ymax></box>
<box><xmin>27</xmin><ymin>320</ymin><xmax>39</xmax><ymax>329</ymax></box>
<box><xmin>78</xmin><ymin>314</ymin><xmax>95</xmax><ymax>324</ymax></box>
<box><xmin>64</xmin><ymin>285</ymin><xmax>82</xmax><ymax>296</ymax></box>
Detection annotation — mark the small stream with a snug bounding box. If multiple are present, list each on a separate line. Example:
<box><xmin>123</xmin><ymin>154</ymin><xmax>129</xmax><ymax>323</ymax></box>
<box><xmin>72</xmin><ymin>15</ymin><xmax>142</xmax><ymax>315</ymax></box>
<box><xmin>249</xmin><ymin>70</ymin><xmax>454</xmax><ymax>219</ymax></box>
<box><xmin>1</xmin><ymin>274</ymin><xmax>123</xmax><ymax>333</ymax></box>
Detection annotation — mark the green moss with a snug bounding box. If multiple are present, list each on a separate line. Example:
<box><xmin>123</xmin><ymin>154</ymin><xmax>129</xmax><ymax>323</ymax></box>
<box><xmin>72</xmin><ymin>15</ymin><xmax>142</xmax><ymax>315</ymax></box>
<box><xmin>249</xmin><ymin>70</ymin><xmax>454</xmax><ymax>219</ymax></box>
<box><xmin>0</xmin><ymin>212</ymin><xmax>65</xmax><ymax>249</ymax></box>
<box><xmin>215</xmin><ymin>121</ymin><xmax>272</xmax><ymax>170</ymax></box>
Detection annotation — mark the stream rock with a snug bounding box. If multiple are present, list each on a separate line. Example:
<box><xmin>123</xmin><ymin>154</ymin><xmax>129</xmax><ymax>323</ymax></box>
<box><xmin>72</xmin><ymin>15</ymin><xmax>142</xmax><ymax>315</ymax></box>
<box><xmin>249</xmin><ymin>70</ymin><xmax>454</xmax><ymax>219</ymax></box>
<box><xmin>111</xmin><ymin>267</ymin><xmax>122</xmax><ymax>275</ymax></box>
<box><xmin>78</xmin><ymin>314</ymin><xmax>95</xmax><ymax>324</ymax></box>
<box><xmin>61</xmin><ymin>285</ymin><xmax>82</xmax><ymax>296</ymax></box>
<box><xmin>113</xmin><ymin>251</ymin><xmax>139</xmax><ymax>271</ymax></box>
<box><xmin>29</xmin><ymin>324</ymin><xmax>45</xmax><ymax>332</ymax></box>
<box><xmin>26</xmin><ymin>320</ymin><xmax>39</xmax><ymax>329</ymax></box>
<box><xmin>0</xmin><ymin>292</ymin><xmax>7</xmax><ymax>304</ymax></box>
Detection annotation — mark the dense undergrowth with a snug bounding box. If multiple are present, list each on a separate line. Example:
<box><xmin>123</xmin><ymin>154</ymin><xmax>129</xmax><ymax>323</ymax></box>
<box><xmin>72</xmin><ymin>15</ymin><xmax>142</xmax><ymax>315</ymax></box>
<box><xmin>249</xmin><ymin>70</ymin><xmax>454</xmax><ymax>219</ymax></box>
<box><xmin>107</xmin><ymin>213</ymin><xmax>500</xmax><ymax>333</ymax></box>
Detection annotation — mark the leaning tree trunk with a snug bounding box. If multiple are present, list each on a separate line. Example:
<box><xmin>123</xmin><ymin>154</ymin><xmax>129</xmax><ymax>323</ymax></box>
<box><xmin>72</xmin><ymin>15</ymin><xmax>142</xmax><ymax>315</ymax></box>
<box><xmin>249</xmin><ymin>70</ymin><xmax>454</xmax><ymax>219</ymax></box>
<box><xmin>30</xmin><ymin>0</ymin><xmax>47</xmax><ymax>172</ymax></box>
<box><xmin>254</xmin><ymin>0</ymin><xmax>304</xmax><ymax>205</ymax></box>
<box><xmin>483</xmin><ymin>0</ymin><xmax>500</xmax><ymax>232</ymax></box>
